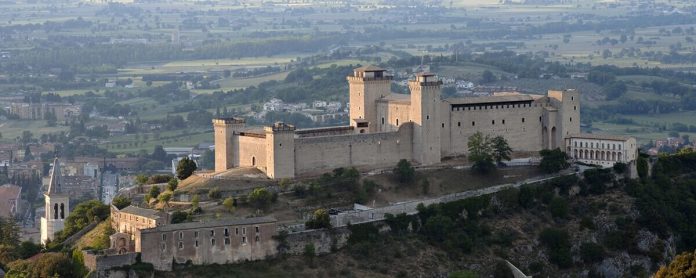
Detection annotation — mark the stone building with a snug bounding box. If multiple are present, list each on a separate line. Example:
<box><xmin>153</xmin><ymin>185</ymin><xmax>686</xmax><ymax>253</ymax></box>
<box><xmin>214</xmin><ymin>66</ymin><xmax>583</xmax><ymax>179</ymax></box>
<box><xmin>110</xmin><ymin>205</ymin><xmax>169</xmax><ymax>238</ymax></box>
<box><xmin>41</xmin><ymin>158</ymin><xmax>70</xmax><ymax>245</ymax></box>
<box><xmin>9</xmin><ymin>102</ymin><xmax>80</xmax><ymax>122</ymax></box>
<box><xmin>565</xmin><ymin>134</ymin><xmax>638</xmax><ymax>167</ymax></box>
<box><xmin>137</xmin><ymin>217</ymin><xmax>277</xmax><ymax>271</ymax></box>
<box><xmin>0</xmin><ymin>184</ymin><xmax>21</xmax><ymax>219</ymax></box>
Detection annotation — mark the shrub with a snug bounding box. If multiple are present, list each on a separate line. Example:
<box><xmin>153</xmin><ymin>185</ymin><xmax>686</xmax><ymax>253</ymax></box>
<box><xmin>207</xmin><ymin>187</ymin><xmax>221</xmax><ymax>199</ymax></box>
<box><xmin>305</xmin><ymin>209</ymin><xmax>331</xmax><ymax>229</ymax></box>
<box><xmin>549</xmin><ymin>197</ymin><xmax>569</xmax><ymax>218</ymax></box>
<box><xmin>167</xmin><ymin>179</ymin><xmax>178</xmax><ymax>191</ymax></box>
<box><xmin>613</xmin><ymin>162</ymin><xmax>628</xmax><ymax>174</ymax></box>
<box><xmin>394</xmin><ymin>159</ymin><xmax>415</xmax><ymax>184</ymax></box>
<box><xmin>248</xmin><ymin>188</ymin><xmax>273</xmax><ymax>210</ymax></box>
<box><xmin>176</xmin><ymin>157</ymin><xmax>198</xmax><ymax>180</ymax></box>
<box><xmin>580</xmin><ymin>242</ymin><xmax>605</xmax><ymax>263</ymax></box>
<box><xmin>539</xmin><ymin>228</ymin><xmax>572</xmax><ymax>268</ymax></box>
<box><xmin>170</xmin><ymin>211</ymin><xmax>190</xmax><ymax>224</ymax></box>
<box><xmin>539</xmin><ymin>149</ymin><xmax>569</xmax><ymax>173</ymax></box>
<box><xmin>111</xmin><ymin>196</ymin><xmax>131</xmax><ymax>210</ymax></box>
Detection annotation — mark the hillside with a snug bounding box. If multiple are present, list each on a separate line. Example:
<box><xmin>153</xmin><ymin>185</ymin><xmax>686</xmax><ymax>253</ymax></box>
<box><xmin>152</xmin><ymin>165</ymin><xmax>678</xmax><ymax>278</ymax></box>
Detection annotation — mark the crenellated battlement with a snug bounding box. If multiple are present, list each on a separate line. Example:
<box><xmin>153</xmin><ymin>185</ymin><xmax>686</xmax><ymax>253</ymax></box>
<box><xmin>213</xmin><ymin>117</ymin><xmax>245</xmax><ymax>125</ymax></box>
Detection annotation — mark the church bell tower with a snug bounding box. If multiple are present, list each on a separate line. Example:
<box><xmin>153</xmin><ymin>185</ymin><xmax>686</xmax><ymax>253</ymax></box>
<box><xmin>41</xmin><ymin>158</ymin><xmax>70</xmax><ymax>245</ymax></box>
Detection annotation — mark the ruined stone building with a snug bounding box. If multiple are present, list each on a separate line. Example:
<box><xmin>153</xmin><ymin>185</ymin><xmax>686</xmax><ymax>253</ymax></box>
<box><xmin>213</xmin><ymin>66</ymin><xmax>600</xmax><ymax>179</ymax></box>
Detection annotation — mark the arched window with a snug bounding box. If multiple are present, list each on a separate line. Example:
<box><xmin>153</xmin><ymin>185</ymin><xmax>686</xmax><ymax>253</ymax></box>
<box><xmin>53</xmin><ymin>203</ymin><xmax>58</xmax><ymax>219</ymax></box>
<box><xmin>396</xmin><ymin>119</ymin><xmax>399</xmax><ymax>126</ymax></box>
<box><xmin>251</xmin><ymin>156</ymin><xmax>256</xmax><ymax>166</ymax></box>
<box><xmin>60</xmin><ymin>203</ymin><xmax>65</xmax><ymax>219</ymax></box>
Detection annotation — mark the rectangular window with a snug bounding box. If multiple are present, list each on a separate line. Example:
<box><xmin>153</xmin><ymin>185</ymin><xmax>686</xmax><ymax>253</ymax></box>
<box><xmin>457</xmin><ymin>122</ymin><xmax>461</xmax><ymax>127</ymax></box>
<box><xmin>225</xmin><ymin>238</ymin><xmax>230</xmax><ymax>245</ymax></box>
<box><xmin>242</xmin><ymin>237</ymin><xmax>247</xmax><ymax>244</ymax></box>
<box><xmin>242</xmin><ymin>227</ymin><xmax>246</xmax><ymax>235</ymax></box>
<box><xmin>255</xmin><ymin>226</ymin><xmax>260</xmax><ymax>233</ymax></box>
<box><xmin>194</xmin><ymin>231</ymin><xmax>199</xmax><ymax>238</ymax></box>
<box><xmin>502</xmin><ymin>119</ymin><xmax>505</xmax><ymax>125</ymax></box>
<box><xmin>522</xmin><ymin>118</ymin><xmax>525</xmax><ymax>123</ymax></box>
<box><xmin>235</xmin><ymin>228</ymin><xmax>239</xmax><ymax>235</ymax></box>
<box><xmin>210</xmin><ymin>230</ymin><xmax>215</xmax><ymax>237</ymax></box>
<box><xmin>178</xmin><ymin>241</ymin><xmax>183</xmax><ymax>250</ymax></box>
<box><xmin>472</xmin><ymin>121</ymin><xmax>475</xmax><ymax>126</ymax></box>
<box><xmin>195</xmin><ymin>240</ymin><xmax>199</xmax><ymax>247</ymax></box>
<box><xmin>162</xmin><ymin>234</ymin><xmax>167</xmax><ymax>241</ymax></box>
<box><xmin>161</xmin><ymin>243</ymin><xmax>166</xmax><ymax>251</ymax></box>
<box><xmin>224</xmin><ymin>228</ymin><xmax>229</xmax><ymax>236</ymax></box>
<box><xmin>492</xmin><ymin>120</ymin><xmax>495</xmax><ymax>125</ymax></box>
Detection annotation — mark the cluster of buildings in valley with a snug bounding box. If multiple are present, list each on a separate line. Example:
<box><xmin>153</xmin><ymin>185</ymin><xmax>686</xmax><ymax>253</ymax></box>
<box><xmin>213</xmin><ymin>66</ymin><xmax>639</xmax><ymax>179</ymax></box>
<box><xmin>6</xmin><ymin>102</ymin><xmax>81</xmax><ymax>122</ymax></box>
<box><xmin>259</xmin><ymin>97</ymin><xmax>348</xmax><ymax>123</ymax></box>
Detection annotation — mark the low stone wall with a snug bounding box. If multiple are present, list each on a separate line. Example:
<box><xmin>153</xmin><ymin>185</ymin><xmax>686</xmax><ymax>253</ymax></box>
<box><xmin>282</xmin><ymin>226</ymin><xmax>351</xmax><ymax>255</ymax></box>
<box><xmin>83</xmin><ymin>250</ymin><xmax>138</xmax><ymax>274</ymax></box>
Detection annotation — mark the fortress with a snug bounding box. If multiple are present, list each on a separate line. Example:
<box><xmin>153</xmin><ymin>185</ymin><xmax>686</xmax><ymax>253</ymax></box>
<box><xmin>213</xmin><ymin>66</ymin><xmax>582</xmax><ymax>179</ymax></box>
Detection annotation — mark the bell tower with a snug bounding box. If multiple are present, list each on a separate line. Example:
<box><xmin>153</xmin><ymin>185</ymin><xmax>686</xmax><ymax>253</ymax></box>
<box><xmin>41</xmin><ymin>158</ymin><xmax>70</xmax><ymax>245</ymax></box>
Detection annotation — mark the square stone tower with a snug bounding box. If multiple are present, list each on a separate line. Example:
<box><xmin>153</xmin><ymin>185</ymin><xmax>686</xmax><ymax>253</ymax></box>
<box><xmin>348</xmin><ymin>66</ymin><xmax>392</xmax><ymax>133</ymax></box>
<box><xmin>213</xmin><ymin>118</ymin><xmax>245</xmax><ymax>172</ymax></box>
<box><xmin>548</xmin><ymin>89</ymin><xmax>580</xmax><ymax>150</ymax></box>
<box><xmin>265</xmin><ymin>122</ymin><xmax>296</xmax><ymax>179</ymax></box>
<box><xmin>409</xmin><ymin>72</ymin><xmax>442</xmax><ymax>165</ymax></box>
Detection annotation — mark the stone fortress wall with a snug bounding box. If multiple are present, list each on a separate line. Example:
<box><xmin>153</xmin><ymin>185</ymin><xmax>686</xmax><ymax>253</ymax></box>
<box><xmin>294</xmin><ymin>123</ymin><xmax>414</xmax><ymax>175</ymax></box>
<box><xmin>213</xmin><ymin>66</ymin><xmax>582</xmax><ymax>179</ymax></box>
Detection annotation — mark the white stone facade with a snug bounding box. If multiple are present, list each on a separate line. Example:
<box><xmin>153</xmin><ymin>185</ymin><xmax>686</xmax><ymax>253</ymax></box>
<box><xmin>565</xmin><ymin>134</ymin><xmax>638</xmax><ymax>167</ymax></box>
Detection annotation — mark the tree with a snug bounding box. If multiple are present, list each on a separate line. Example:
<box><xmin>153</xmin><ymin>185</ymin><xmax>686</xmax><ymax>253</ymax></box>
<box><xmin>44</xmin><ymin>111</ymin><xmax>57</xmax><ymax>127</ymax></box>
<box><xmin>7</xmin><ymin>252</ymin><xmax>76</xmax><ymax>278</ymax></box>
<box><xmin>60</xmin><ymin>200</ymin><xmax>109</xmax><ymax>240</ymax></box>
<box><xmin>655</xmin><ymin>250</ymin><xmax>696</xmax><ymax>278</ymax></box>
<box><xmin>539</xmin><ymin>228</ymin><xmax>572</xmax><ymax>268</ymax></box>
<box><xmin>539</xmin><ymin>149</ymin><xmax>569</xmax><ymax>173</ymax></box>
<box><xmin>151</xmin><ymin>145</ymin><xmax>168</xmax><ymax>163</ymax></box>
<box><xmin>394</xmin><ymin>159</ymin><xmax>415</xmax><ymax>184</ymax></box>
<box><xmin>481</xmin><ymin>70</ymin><xmax>496</xmax><ymax>83</ymax></box>
<box><xmin>176</xmin><ymin>157</ymin><xmax>197</xmax><ymax>180</ymax></box>
<box><xmin>248</xmin><ymin>188</ymin><xmax>273</xmax><ymax>210</ymax></box>
<box><xmin>549</xmin><ymin>197</ymin><xmax>568</xmax><ymax>218</ymax></box>
<box><xmin>167</xmin><ymin>179</ymin><xmax>178</xmax><ymax>191</ymax></box>
<box><xmin>491</xmin><ymin>136</ymin><xmax>512</xmax><ymax>165</ymax></box>
<box><xmin>468</xmin><ymin>132</ymin><xmax>495</xmax><ymax>174</ymax></box>
<box><xmin>148</xmin><ymin>186</ymin><xmax>161</xmax><ymax>200</ymax></box>
<box><xmin>111</xmin><ymin>195</ymin><xmax>131</xmax><ymax>210</ymax></box>
<box><xmin>158</xmin><ymin>192</ymin><xmax>172</xmax><ymax>207</ymax></box>
<box><xmin>580</xmin><ymin>242</ymin><xmax>605</xmax><ymax>264</ymax></box>
<box><xmin>305</xmin><ymin>208</ymin><xmax>331</xmax><ymax>229</ymax></box>
<box><xmin>191</xmin><ymin>194</ymin><xmax>200</xmax><ymax>209</ymax></box>
<box><xmin>223</xmin><ymin>197</ymin><xmax>235</xmax><ymax>213</ymax></box>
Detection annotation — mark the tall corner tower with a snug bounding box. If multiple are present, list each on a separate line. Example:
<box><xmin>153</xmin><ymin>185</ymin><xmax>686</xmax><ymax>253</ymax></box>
<box><xmin>409</xmin><ymin>72</ymin><xmax>442</xmax><ymax>165</ymax></box>
<box><xmin>347</xmin><ymin>65</ymin><xmax>392</xmax><ymax>133</ymax></box>
<box><xmin>213</xmin><ymin>117</ymin><xmax>245</xmax><ymax>172</ymax></box>
<box><xmin>41</xmin><ymin>158</ymin><xmax>69</xmax><ymax>245</ymax></box>
<box><xmin>265</xmin><ymin>122</ymin><xmax>296</xmax><ymax>179</ymax></box>
<box><xmin>548</xmin><ymin>89</ymin><xmax>580</xmax><ymax>150</ymax></box>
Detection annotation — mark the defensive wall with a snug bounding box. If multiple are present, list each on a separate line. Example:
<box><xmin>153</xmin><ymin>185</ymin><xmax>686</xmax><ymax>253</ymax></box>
<box><xmin>294</xmin><ymin>123</ymin><xmax>414</xmax><ymax>176</ymax></box>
